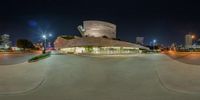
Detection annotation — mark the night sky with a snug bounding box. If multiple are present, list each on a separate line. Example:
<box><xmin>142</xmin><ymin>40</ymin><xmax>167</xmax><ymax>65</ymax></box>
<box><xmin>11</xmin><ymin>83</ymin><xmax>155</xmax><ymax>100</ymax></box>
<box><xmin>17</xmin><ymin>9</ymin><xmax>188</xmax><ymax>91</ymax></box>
<box><xmin>0</xmin><ymin>0</ymin><xmax>200</xmax><ymax>46</ymax></box>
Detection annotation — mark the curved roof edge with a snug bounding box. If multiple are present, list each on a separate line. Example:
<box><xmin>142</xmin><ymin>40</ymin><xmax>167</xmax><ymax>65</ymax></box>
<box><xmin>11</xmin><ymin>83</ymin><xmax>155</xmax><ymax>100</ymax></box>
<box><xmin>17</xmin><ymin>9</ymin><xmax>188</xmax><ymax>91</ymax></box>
<box><xmin>83</xmin><ymin>20</ymin><xmax>116</xmax><ymax>28</ymax></box>
<box><xmin>54</xmin><ymin>37</ymin><xmax>149</xmax><ymax>50</ymax></box>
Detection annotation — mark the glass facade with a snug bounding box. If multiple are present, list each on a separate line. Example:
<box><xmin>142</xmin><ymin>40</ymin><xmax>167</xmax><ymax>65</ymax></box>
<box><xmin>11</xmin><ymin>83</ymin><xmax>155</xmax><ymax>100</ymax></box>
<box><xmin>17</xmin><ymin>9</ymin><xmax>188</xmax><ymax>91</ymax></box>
<box><xmin>60</xmin><ymin>47</ymin><xmax>141</xmax><ymax>55</ymax></box>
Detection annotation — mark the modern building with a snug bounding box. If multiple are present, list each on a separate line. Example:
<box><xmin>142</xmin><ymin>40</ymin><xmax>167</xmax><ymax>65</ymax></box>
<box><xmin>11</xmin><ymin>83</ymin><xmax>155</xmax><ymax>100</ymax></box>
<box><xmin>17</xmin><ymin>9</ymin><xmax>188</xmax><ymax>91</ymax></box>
<box><xmin>185</xmin><ymin>34</ymin><xmax>193</xmax><ymax>48</ymax></box>
<box><xmin>0</xmin><ymin>34</ymin><xmax>11</xmax><ymax>49</ymax></box>
<box><xmin>170</xmin><ymin>43</ymin><xmax>177</xmax><ymax>51</ymax></box>
<box><xmin>54</xmin><ymin>20</ymin><xmax>149</xmax><ymax>55</ymax></box>
<box><xmin>11</xmin><ymin>47</ymin><xmax>22</xmax><ymax>51</ymax></box>
<box><xmin>78</xmin><ymin>20</ymin><xmax>116</xmax><ymax>38</ymax></box>
<box><xmin>136</xmin><ymin>37</ymin><xmax>144</xmax><ymax>45</ymax></box>
<box><xmin>192</xmin><ymin>39</ymin><xmax>200</xmax><ymax>49</ymax></box>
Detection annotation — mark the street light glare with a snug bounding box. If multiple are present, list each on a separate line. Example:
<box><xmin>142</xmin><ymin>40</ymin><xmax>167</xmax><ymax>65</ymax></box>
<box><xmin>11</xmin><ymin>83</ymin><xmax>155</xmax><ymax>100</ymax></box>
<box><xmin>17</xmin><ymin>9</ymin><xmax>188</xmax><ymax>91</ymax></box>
<box><xmin>192</xmin><ymin>35</ymin><xmax>195</xmax><ymax>39</ymax></box>
<box><xmin>49</xmin><ymin>34</ymin><xmax>52</xmax><ymax>37</ymax></box>
<box><xmin>42</xmin><ymin>35</ymin><xmax>47</xmax><ymax>39</ymax></box>
<box><xmin>153</xmin><ymin>39</ymin><xmax>157</xmax><ymax>43</ymax></box>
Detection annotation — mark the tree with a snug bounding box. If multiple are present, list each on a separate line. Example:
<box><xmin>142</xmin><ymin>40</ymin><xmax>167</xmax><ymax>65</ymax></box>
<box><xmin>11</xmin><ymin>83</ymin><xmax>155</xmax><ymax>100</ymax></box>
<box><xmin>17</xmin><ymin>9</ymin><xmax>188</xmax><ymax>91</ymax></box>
<box><xmin>16</xmin><ymin>39</ymin><xmax>35</xmax><ymax>50</ymax></box>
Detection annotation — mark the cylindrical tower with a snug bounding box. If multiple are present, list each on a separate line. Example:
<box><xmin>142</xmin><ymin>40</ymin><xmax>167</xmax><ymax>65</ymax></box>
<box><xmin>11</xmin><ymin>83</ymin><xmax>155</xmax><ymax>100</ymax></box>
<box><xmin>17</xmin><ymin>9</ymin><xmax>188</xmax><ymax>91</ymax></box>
<box><xmin>82</xmin><ymin>20</ymin><xmax>116</xmax><ymax>38</ymax></box>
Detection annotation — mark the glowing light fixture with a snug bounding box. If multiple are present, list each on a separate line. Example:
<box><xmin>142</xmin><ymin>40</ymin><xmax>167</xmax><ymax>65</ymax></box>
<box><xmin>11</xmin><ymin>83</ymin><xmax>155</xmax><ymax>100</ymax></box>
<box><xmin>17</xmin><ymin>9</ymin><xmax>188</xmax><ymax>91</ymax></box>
<box><xmin>42</xmin><ymin>35</ymin><xmax>47</xmax><ymax>39</ymax></box>
<box><xmin>192</xmin><ymin>35</ymin><xmax>195</xmax><ymax>39</ymax></box>
<box><xmin>153</xmin><ymin>39</ymin><xmax>157</xmax><ymax>43</ymax></box>
<box><xmin>49</xmin><ymin>33</ymin><xmax>52</xmax><ymax>37</ymax></box>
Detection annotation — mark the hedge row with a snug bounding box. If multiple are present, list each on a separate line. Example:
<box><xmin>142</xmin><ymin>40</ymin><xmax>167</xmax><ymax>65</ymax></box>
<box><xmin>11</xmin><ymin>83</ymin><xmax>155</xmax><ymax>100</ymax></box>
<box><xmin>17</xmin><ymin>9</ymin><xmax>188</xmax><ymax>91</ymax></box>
<box><xmin>28</xmin><ymin>53</ymin><xmax>51</xmax><ymax>62</ymax></box>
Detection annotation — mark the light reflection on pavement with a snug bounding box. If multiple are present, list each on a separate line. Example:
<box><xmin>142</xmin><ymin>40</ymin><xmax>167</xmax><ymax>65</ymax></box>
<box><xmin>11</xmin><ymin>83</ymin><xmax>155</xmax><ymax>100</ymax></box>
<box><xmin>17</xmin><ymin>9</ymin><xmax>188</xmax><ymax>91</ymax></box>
<box><xmin>165</xmin><ymin>52</ymin><xmax>200</xmax><ymax>65</ymax></box>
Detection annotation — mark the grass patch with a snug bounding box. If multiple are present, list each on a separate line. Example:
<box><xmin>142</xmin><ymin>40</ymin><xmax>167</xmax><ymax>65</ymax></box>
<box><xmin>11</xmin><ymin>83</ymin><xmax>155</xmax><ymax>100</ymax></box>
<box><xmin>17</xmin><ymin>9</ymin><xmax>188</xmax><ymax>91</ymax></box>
<box><xmin>28</xmin><ymin>53</ymin><xmax>51</xmax><ymax>62</ymax></box>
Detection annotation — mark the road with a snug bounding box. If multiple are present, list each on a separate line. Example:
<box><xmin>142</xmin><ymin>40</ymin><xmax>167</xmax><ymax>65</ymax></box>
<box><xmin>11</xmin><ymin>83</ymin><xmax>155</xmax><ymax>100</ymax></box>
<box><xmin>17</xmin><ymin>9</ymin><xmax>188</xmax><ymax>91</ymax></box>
<box><xmin>0</xmin><ymin>54</ymin><xmax>200</xmax><ymax>100</ymax></box>
<box><xmin>0</xmin><ymin>53</ymin><xmax>36</xmax><ymax>65</ymax></box>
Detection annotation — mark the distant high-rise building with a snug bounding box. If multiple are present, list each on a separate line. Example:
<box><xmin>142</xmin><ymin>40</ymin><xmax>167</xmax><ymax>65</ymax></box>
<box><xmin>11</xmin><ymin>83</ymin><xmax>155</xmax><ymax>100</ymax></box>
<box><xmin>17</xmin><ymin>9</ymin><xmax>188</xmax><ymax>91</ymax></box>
<box><xmin>192</xmin><ymin>39</ymin><xmax>200</xmax><ymax>49</ymax></box>
<box><xmin>170</xmin><ymin>43</ymin><xmax>177</xmax><ymax>51</ymax></box>
<box><xmin>136</xmin><ymin>37</ymin><xmax>144</xmax><ymax>45</ymax></box>
<box><xmin>0</xmin><ymin>34</ymin><xmax>11</xmax><ymax>49</ymax></box>
<box><xmin>185</xmin><ymin>34</ymin><xmax>193</xmax><ymax>48</ymax></box>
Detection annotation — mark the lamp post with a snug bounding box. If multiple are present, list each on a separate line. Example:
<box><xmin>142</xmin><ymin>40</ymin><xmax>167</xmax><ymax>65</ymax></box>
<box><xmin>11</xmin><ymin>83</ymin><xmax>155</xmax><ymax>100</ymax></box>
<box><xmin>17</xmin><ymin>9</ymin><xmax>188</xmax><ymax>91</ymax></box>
<box><xmin>153</xmin><ymin>39</ymin><xmax>157</xmax><ymax>51</ymax></box>
<box><xmin>42</xmin><ymin>35</ymin><xmax>47</xmax><ymax>54</ymax></box>
<box><xmin>42</xmin><ymin>34</ymin><xmax>52</xmax><ymax>54</ymax></box>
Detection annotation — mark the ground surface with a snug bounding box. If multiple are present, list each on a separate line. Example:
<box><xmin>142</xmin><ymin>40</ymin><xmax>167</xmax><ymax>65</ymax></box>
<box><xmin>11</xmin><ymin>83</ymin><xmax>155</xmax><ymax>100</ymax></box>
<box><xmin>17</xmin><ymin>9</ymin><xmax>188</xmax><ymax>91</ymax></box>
<box><xmin>166</xmin><ymin>52</ymin><xmax>200</xmax><ymax>65</ymax></box>
<box><xmin>0</xmin><ymin>54</ymin><xmax>200</xmax><ymax>100</ymax></box>
<box><xmin>0</xmin><ymin>54</ymin><xmax>36</xmax><ymax>65</ymax></box>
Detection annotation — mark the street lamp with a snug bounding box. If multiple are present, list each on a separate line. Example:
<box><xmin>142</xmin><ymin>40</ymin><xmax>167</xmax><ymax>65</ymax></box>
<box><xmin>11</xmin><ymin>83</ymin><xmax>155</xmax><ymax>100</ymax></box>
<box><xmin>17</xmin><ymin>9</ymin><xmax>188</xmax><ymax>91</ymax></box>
<box><xmin>42</xmin><ymin>34</ymin><xmax>52</xmax><ymax>54</ymax></box>
<box><xmin>42</xmin><ymin>35</ymin><xmax>47</xmax><ymax>39</ymax></box>
<box><xmin>49</xmin><ymin>33</ymin><xmax>52</xmax><ymax>37</ymax></box>
<box><xmin>153</xmin><ymin>39</ymin><xmax>157</xmax><ymax>51</ymax></box>
<box><xmin>153</xmin><ymin>39</ymin><xmax>157</xmax><ymax>44</ymax></box>
<box><xmin>192</xmin><ymin>35</ymin><xmax>195</xmax><ymax>39</ymax></box>
<box><xmin>42</xmin><ymin>35</ymin><xmax>47</xmax><ymax>54</ymax></box>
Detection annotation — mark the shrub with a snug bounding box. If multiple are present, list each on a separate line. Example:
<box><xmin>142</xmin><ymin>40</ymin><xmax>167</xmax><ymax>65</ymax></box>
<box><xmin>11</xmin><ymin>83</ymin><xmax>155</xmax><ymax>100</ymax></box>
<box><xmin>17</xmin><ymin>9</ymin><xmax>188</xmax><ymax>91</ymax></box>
<box><xmin>28</xmin><ymin>53</ymin><xmax>50</xmax><ymax>62</ymax></box>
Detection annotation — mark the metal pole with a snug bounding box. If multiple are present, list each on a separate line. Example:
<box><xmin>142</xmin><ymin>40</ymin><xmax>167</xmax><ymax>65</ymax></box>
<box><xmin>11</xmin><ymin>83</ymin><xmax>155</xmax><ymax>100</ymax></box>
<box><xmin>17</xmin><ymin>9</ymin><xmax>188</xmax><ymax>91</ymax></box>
<box><xmin>43</xmin><ymin>38</ymin><xmax>47</xmax><ymax>54</ymax></box>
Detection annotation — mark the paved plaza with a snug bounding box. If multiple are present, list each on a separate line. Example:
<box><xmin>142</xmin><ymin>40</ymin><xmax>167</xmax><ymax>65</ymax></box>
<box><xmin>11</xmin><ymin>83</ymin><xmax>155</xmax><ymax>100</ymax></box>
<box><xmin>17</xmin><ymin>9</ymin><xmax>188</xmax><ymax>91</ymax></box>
<box><xmin>0</xmin><ymin>54</ymin><xmax>36</xmax><ymax>65</ymax></box>
<box><xmin>0</xmin><ymin>54</ymin><xmax>200</xmax><ymax>100</ymax></box>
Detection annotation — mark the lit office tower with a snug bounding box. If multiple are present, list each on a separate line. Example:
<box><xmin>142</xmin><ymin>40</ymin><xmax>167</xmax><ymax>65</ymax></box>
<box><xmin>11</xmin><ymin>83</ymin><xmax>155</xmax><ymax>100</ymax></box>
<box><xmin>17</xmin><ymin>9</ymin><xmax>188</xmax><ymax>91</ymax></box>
<box><xmin>185</xmin><ymin>34</ymin><xmax>193</xmax><ymax>48</ymax></box>
<box><xmin>136</xmin><ymin>37</ymin><xmax>144</xmax><ymax>45</ymax></box>
<box><xmin>0</xmin><ymin>34</ymin><xmax>11</xmax><ymax>48</ymax></box>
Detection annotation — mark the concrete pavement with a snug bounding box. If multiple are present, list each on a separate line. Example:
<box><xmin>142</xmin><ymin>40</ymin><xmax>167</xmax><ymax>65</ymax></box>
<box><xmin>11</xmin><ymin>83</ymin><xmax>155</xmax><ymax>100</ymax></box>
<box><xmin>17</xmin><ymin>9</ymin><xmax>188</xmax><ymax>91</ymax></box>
<box><xmin>0</xmin><ymin>54</ymin><xmax>200</xmax><ymax>100</ymax></box>
<box><xmin>0</xmin><ymin>54</ymin><xmax>36</xmax><ymax>65</ymax></box>
<box><xmin>0</xmin><ymin>61</ymin><xmax>48</xmax><ymax>95</ymax></box>
<box><xmin>166</xmin><ymin>52</ymin><xmax>200</xmax><ymax>65</ymax></box>
<box><xmin>156</xmin><ymin>55</ymin><xmax>200</xmax><ymax>94</ymax></box>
